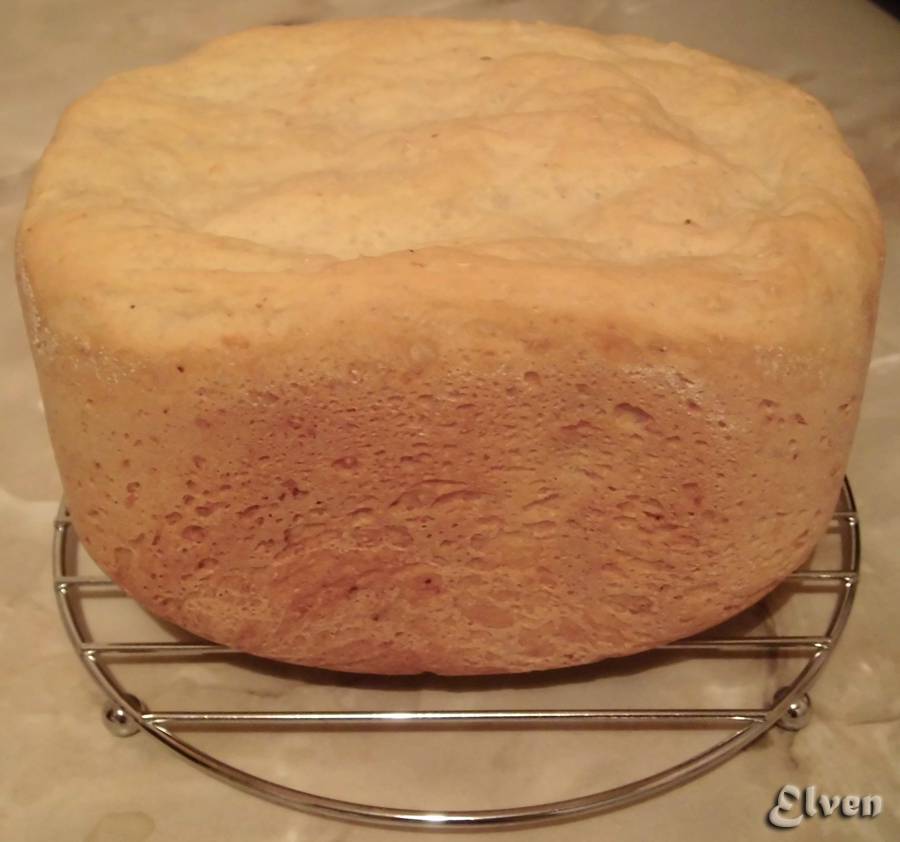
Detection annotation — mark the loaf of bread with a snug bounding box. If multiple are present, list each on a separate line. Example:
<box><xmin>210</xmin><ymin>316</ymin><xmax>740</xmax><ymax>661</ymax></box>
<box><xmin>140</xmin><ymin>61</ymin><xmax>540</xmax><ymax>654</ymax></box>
<box><xmin>17</xmin><ymin>18</ymin><xmax>882</xmax><ymax>674</ymax></box>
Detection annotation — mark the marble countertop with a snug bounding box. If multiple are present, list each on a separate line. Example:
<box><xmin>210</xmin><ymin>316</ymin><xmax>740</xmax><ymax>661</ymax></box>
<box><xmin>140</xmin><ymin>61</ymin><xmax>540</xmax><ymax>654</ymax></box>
<box><xmin>1</xmin><ymin>1</ymin><xmax>898</xmax><ymax>840</ymax></box>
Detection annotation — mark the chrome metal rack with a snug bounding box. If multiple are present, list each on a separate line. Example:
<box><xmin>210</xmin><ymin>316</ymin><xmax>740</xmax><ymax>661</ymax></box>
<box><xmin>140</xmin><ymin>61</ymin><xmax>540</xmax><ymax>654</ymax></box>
<box><xmin>53</xmin><ymin>480</ymin><xmax>860</xmax><ymax>829</ymax></box>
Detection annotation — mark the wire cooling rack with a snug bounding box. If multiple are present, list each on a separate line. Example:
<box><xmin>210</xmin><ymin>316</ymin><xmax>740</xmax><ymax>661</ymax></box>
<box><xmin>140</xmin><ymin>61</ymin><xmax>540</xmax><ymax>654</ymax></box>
<box><xmin>52</xmin><ymin>480</ymin><xmax>860</xmax><ymax>830</ymax></box>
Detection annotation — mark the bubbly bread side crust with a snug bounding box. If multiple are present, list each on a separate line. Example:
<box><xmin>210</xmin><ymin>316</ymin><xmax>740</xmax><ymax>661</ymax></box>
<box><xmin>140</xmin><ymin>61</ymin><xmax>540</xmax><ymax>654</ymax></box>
<box><xmin>39</xmin><ymin>328</ymin><xmax>861</xmax><ymax>674</ymax></box>
<box><xmin>17</xmin><ymin>18</ymin><xmax>883</xmax><ymax>673</ymax></box>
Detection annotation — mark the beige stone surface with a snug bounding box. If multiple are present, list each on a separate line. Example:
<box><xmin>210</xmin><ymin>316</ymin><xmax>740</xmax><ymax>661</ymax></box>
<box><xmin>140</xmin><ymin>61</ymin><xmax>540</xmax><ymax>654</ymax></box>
<box><xmin>1</xmin><ymin>0</ymin><xmax>898</xmax><ymax>839</ymax></box>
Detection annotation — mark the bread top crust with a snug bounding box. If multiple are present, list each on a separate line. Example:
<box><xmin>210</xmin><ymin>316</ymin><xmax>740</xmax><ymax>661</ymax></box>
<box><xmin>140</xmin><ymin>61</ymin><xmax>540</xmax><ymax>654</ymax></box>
<box><xmin>18</xmin><ymin>17</ymin><xmax>882</xmax><ymax>359</ymax></box>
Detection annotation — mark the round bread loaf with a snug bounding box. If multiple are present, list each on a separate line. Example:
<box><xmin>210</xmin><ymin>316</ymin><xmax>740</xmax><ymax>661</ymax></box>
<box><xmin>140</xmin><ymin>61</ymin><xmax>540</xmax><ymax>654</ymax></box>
<box><xmin>17</xmin><ymin>18</ymin><xmax>882</xmax><ymax>674</ymax></box>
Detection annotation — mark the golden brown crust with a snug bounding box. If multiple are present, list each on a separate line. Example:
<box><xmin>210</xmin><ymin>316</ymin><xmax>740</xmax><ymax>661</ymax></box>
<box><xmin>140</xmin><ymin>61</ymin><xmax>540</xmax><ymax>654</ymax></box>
<box><xmin>17</xmin><ymin>18</ymin><xmax>883</xmax><ymax>673</ymax></box>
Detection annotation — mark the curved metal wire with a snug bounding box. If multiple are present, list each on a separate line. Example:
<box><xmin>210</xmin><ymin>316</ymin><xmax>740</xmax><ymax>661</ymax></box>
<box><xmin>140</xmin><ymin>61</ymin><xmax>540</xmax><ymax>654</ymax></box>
<box><xmin>52</xmin><ymin>480</ymin><xmax>860</xmax><ymax>829</ymax></box>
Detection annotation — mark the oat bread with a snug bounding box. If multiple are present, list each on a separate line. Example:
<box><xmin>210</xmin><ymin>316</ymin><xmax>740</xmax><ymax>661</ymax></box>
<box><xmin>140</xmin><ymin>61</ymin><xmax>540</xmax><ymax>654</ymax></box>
<box><xmin>16</xmin><ymin>18</ymin><xmax>883</xmax><ymax>674</ymax></box>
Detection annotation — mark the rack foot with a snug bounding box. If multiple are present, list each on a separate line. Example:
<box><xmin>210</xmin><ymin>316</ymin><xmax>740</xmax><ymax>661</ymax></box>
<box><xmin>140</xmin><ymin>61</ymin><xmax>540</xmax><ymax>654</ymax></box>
<box><xmin>102</xmin><ymin>695</ymin><xmax>143</xmax><ymax>737</ymax></box>
<box><xmin>774</xmin><ymin>689</ymin><xmax>812</xmax><ymax>731</ymax></box>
